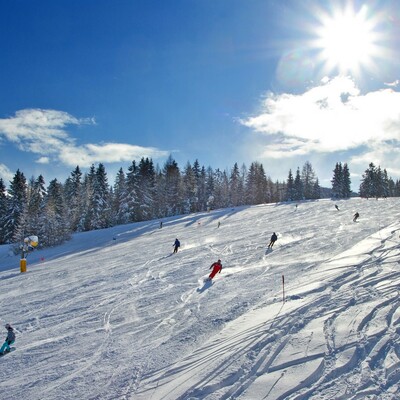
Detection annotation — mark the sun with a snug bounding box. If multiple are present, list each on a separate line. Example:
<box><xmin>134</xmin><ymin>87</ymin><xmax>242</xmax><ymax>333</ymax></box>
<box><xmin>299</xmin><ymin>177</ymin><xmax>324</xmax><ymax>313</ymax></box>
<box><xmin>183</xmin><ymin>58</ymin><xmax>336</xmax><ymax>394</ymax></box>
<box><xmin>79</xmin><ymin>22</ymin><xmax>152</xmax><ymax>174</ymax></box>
<box><xmin>312</xmin><ymin>4</ymin><xmax>383</xmax><ymax>76</ymax></box>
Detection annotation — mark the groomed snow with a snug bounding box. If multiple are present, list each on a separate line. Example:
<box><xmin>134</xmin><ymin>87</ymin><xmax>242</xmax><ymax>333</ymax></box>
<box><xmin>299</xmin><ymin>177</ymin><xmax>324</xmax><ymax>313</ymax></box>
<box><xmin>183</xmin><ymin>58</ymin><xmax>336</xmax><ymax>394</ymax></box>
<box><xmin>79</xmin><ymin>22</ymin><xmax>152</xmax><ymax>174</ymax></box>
<box><xmin>1</xmin><ymin>197</ymin><xmax>400</xmax><ymax>399</ymax></box>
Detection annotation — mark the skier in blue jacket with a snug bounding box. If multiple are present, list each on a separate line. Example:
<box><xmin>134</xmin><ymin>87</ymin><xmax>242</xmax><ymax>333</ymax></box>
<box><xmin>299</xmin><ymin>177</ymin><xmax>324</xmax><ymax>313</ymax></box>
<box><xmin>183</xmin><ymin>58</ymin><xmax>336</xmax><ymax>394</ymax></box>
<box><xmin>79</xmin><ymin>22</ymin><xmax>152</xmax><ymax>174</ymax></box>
<box><xmin>267</xmin><ymin>232</ymin><xmax>278</xmax><ymax>248</ymax></box>
<box><xmin>173</xmin><ymin>238</ymin><xmax>181</xmax><ymax>253</ymax></box>
<box><xmin>0</xmin><ymin>324</ymin><xmax>15</xmax><ymax>355</ymax></box>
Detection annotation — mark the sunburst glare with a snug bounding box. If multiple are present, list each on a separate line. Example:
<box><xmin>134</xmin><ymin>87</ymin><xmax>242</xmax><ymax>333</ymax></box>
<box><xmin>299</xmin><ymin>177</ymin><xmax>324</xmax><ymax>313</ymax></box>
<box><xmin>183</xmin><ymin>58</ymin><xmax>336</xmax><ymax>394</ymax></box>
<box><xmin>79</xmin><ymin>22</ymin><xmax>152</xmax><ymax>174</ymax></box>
<box><xmin>311</xmin><ymin>3</ymin><xmax>387</xmax><ymax>77</ymax></box>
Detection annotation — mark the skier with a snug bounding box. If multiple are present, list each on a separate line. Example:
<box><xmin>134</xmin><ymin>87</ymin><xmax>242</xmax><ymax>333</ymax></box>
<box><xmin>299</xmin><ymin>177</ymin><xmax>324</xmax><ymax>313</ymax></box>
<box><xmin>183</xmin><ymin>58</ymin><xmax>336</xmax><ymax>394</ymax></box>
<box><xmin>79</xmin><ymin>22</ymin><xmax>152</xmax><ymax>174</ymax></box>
<box><xmin>173</xmin><ymin>238</ymin><xmax>180</xmax><ymax>253</ymax></box>
<box><xmin>267</xmin><ymin>232</ymin><xmax>278</xmax><ymax>248</ymax></box>
<box><xmin>159</xmin><ymin>221</ymin><xmax>163</xmax><ymax>229</ymax></box>
<box><xmin>353</xmin><ymin>212</ymin><xmax>360</xmax><ymax>222</ymax></box>
<box><xmin>335</xmin><ymin>204</ymin><xmax>339</xmax><ymax>211</ymax></box>
<box><xmin>208</xmin><ymin>259</ymin><xmax>222</xmax><ymax>281</ymax></box>
<box><xmin>0</xmin><ymin>324</ymin><xmax>15</xmax><ymax>355</ymax></box>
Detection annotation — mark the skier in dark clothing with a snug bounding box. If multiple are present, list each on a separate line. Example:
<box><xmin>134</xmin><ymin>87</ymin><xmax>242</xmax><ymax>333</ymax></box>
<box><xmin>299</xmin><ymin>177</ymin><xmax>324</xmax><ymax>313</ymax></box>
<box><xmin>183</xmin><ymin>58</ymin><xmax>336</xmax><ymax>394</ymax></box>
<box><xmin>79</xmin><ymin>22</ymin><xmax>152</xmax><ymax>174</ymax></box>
<box><xmin>0</xmin><ymin>324</ymin><xmax>15</xmax><ymax>355</ymax></box>
<box><xmin>335</xmin><ymin>204</ymin><xmax>339</xmax><ymax>211</ymax></box>
<box><xmin>268</xmin><ymin>232</ymin><xmax>278</xmax><ymax>248</ymax></box>
<box><xmin>353</xmin><ymin>212</ymin><xmax>360</xmax><ymax>222</ymax></box>
<box><xmin>173</xmin><ymin>238</ymin><xmax>180</xmax><ymax>253</ymax></box>
<box><xmin>208</xmin><ymin>259</ymin><xmax>222</xmax><ymax>281</ymax></box>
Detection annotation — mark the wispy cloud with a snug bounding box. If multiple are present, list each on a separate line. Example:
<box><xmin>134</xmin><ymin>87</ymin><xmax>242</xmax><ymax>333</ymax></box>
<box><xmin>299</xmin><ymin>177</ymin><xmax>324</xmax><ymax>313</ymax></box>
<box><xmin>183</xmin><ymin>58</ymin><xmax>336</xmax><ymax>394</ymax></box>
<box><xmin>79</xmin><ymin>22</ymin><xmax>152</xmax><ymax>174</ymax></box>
<box><xmin>0</xmin><ymin>109</ymin><xmax>168</xmax><ymax>167</ymax></box>
<box><xmin>349</xmin><ymin>140</ymin><xmax>400</xmax><ymax>178</ymax></box>
<box><xmin>384</xmin><ymin>80</ymin><xmax>399</xmax><ymax>87</ymax></box>
<box><xmin>0</xmin><ymin>163</ymin><xmax>13</xmax><ymax>183</ymax></box>
<box><xmin>240</xmin><ymin>76</ymin><xmax>400</xmax><ymax>161</ymax></box>
<box><xmin>59</xmin><ymin>143</ymin><xmax>168</xmax><ymax>166</ymax></box>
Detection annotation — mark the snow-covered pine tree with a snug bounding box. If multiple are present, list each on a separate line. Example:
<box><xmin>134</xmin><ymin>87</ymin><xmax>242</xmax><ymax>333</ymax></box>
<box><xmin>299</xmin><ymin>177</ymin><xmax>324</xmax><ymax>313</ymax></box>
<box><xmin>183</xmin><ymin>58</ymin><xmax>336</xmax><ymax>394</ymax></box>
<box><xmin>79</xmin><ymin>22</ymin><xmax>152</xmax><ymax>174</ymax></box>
<box><xmin>359</xmin><ymin>163</ymin><xmax>377</xmax><ymax>198</ymax></box>
<box><xmin>25</xmin><ymin>175</ymin><xmax>46</xmax><ymax>238</ymax></box>
<box><xmin>271</xmin><ymin>180</ymin><xmax>285</xmax><ymax>203</ymax></box>
<box><xmin>182</xmin><ymin>161</ymin><xmax>197</xmax><ymax>214</ymax></box>
<box><xmin>229</xmin><ymin>162</ymin><xmax>242</xmax><ymax>207</ymax></box>
<box><xmin>205</xmin><ymin>166</ymin><xmax>215</xmax><ymax>209</ymax></box>
<box><xmin>137</xmin><ymin>157</ymin><xmax>156</xmax><ymax>221</ymax></box>
<box><xmin>162</xmin><ymin>155</ymin><xmax>183</xmax><ymax>217</ymax></box>
<box><xmin>286</xmin><ymin>169</ymin><xmax>295</xmax><ymax>201</ymax></box>
<box><xmin>213</xmin><ymin>169</ymin><xmax>230</xmax><ymax>209</ymax></box>
<box><xmin>40</xmin><ymin>178</ymin><xmax>70</xmax><ymax>246</ymax></box>
<box><xmin>255</xmin><ymin>163</ymin><xmax>268</xmax><ymax>204</ymax></box>
<box><xmin>197</xmin><ymin>165</ymin><xmax>208</xmax><ymax>211</ymax></box>
<box><xmin>64</xmin><ymin>166</ymin><xmax>83</xmax><ymax>232</ymax></box>
<box><xmin>265</xmin><ymin>175</ymin><xmax>274</xmax><ymax>203</ymax></box>
<box><xmin>245</xmin><ymin>163</ymin><xmax>256</xmax><ymax>205</ymax></box>
<box><xmin>245</xmin><ymin>162</ymin><xmax>270</xmax><ymax>205</ymax></box>
<box><xmin>191</xmin><ymin>159</ymin><xmax>202</xmax><ymax>212</ymax></box>
<box><xmin>301</xmin><ymin>161</ymin><xmax>317</xmax><ymax>200</ymax></box>
<box><xmin>331</xmin><ymin>162</ymin><xmax>352</xmax><ymax>198</ymax></box>
<box><xmin>112</xmin><ymin>167</ymin><xmax>130</xmax><ymax>225</ymax></box>
<box><xmin>90</xmin><ymin>163</ymin><xmax>111</xmax><ymax>229</ymax></box>
<box><xmin>358</xmin><ymin>162</ymin><xmax>393</xmax><ymax>199</ymax></box>
<box><xmin>331</xmin><ymin>162</ymin><xmax>343</xmax><ymax>198</ymax></box>
<box><xmin>312</xmin><ymin>178</ymin><xmax>321</xmax><ymax>199</ymax></box>
<box><xmin>395</xmin><ymin>180</ymin><xmax>400</xmax><ymax>197</ymax></box>
<box><xmin>152</xmin><ymin>165</ymin><xmax>164</xmax><ymax>219</ymax></box>
<box><xmin>293</xmin><ymin>167</ymin><xmax>303</xmax><ymax>201</ymax></box>
<box><xmin>126</xmin><ymin>160</ymin><xmax>139</xmax><ymax>222</ymax></box>
<box><xmin>342</xmin><ymin>163</ymin><xmax>351</xmax><ymax>198</ymax></box>
<box><xmin>0</xmin><ymin>179</ymin><xmax>7</xmax><ymax>244</ymax></box>
<box><xmin>78</xmin><ymin>165</ymin><xmax>96</xmax><ymax>231</ymax></box>
<box><xmin>375</xmin><ymin>166</ymin><xmax>385</xmax><ymax>198</ymax></box>
<box><xmin>381</xmin><ymin>168</ymin><xmax>390</xmax><ymax>198</ymax></box>
<box><xmin>385</xmin><ymin>170</ymin><xmax>395</xmax><ymax>197</ymax></box>
<box><xmin>4</xmin><ymin>170</ymin><xmax>28</xmax><ymax>244</ymax></box>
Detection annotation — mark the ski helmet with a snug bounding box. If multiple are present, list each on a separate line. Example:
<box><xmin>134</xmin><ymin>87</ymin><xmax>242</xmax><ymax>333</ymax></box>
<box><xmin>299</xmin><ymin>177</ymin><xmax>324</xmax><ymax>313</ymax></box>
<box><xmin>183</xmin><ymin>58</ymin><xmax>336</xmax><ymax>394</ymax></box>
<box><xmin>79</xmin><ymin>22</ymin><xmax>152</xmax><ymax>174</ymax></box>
<box><xmin>5</xmin><ymin>323</ymin><xmax>11</xmax><ymax>329</ymax></box>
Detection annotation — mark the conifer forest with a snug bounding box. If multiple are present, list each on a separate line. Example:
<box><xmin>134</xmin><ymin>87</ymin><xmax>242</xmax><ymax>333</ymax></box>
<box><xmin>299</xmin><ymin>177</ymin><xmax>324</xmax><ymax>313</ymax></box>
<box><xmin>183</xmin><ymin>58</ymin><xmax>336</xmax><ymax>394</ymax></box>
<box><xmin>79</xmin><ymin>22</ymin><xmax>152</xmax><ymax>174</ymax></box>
<box><xmin>0</xmin><ymin>157</ymin><xmax>399</xmax><ymax>248</ymax></box>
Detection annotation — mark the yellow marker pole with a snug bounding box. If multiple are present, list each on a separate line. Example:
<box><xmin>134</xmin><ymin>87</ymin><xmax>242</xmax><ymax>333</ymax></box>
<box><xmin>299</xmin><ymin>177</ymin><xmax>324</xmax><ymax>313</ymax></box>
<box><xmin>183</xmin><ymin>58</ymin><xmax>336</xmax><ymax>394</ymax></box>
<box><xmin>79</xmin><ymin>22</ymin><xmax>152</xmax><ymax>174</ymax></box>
<box><xmin>20</xmin><ymin>258</ymin><xmax>27</xmax><ymax>273</ymax></box>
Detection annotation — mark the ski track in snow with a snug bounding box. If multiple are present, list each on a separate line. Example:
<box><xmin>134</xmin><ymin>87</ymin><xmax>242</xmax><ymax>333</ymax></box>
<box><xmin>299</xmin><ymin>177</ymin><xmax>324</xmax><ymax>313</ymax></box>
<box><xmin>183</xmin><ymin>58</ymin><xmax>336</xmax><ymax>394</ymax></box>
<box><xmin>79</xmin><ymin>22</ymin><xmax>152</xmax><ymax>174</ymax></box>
<box><xmin>1</xmin><ymin>198</ymin><xmax>400</xmax><ymax>399</ymax></box>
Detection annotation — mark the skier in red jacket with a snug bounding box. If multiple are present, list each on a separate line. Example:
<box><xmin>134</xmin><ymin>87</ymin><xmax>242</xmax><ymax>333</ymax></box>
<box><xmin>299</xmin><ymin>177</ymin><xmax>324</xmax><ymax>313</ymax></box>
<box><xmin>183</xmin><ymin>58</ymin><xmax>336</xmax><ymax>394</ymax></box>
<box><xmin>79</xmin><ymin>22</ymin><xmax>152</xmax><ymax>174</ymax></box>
<box><xmin>208</xmin><ymin>259</ymin><xmax>222</xmax><ymax>281</ymax></box>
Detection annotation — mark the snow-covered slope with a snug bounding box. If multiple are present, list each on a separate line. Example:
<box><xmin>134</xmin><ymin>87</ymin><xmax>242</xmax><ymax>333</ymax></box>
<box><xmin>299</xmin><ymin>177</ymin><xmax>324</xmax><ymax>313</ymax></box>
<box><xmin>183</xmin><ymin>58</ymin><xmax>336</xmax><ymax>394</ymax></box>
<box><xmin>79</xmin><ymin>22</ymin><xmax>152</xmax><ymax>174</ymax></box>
<box><xmin>1</xmin><ymin>198</ymin><xmax>400</xmax><ymax>399</ymax></box>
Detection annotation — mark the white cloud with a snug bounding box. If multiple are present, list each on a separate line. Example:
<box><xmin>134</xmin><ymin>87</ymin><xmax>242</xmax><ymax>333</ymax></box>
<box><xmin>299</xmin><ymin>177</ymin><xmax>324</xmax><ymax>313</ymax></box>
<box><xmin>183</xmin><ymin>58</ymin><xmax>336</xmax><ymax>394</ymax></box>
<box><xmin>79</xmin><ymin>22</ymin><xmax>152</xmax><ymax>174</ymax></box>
<box><xmin>0</xmin><ymin>163</ymin><xmax>14</xmax><ymax>183</ymax></box>
<box><xmin>0</xmin><ymin>109</ymin><xmax>168</xmax><ymax>167</ymax></box>
<box><xmin>240</xmin><ymin>76</ymin><xmax>400</xmax><ymax>159</ymax></box>
<box><xmin>59</xmin><ymin>143</ymin><xmax>168</xmax><ymax>167</ymax></box>
<box><xmin>36</xmin><ymin>157</ymin><xmax>50</xmax><ymax>164</ymax></box>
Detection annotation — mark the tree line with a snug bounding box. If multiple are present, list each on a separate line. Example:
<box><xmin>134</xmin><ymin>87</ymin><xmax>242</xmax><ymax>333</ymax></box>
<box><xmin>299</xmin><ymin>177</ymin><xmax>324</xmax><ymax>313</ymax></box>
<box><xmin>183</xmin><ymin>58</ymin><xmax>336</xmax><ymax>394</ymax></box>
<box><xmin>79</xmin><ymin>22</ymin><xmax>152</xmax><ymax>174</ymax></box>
<box><xmin>0</xmin><ymin>157</ymin><xmax>399</xmax><ymax>248</ymax></box>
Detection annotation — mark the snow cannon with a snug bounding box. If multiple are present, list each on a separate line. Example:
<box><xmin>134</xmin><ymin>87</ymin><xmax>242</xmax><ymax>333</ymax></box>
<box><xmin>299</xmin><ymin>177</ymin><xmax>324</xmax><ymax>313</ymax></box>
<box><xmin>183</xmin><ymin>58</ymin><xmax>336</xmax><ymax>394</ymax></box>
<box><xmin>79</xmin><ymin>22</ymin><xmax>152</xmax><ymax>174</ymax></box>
<box><xmin>20</xmin><ymin>235</ymin><xmax>39</xmax><ymax>273</ymax></box>
<box><xmin>25</xmin><ymin>235</ymin><xmax>39</xmax><ymax>248</ymax></box>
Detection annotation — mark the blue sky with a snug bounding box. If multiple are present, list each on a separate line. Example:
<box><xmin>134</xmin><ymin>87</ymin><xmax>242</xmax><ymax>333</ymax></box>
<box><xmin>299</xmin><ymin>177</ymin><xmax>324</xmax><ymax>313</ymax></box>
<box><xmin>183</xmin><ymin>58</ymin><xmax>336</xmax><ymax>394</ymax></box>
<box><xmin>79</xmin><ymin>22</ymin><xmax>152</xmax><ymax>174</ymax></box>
<box><xmin>0</xmin><ymin>0</ymin><xmax>399</xmax><ymax>189</ymax></box>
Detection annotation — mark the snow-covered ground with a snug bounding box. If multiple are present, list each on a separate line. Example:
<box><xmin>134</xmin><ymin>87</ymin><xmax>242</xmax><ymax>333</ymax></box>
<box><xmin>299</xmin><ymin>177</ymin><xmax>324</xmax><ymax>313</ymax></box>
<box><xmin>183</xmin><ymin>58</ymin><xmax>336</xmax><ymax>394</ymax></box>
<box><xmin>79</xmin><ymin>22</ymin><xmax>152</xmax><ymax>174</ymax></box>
<box><xmin>1</xmin><ymin>197</ymin><xmax>400</xmax><ymax>399</ymax></box>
